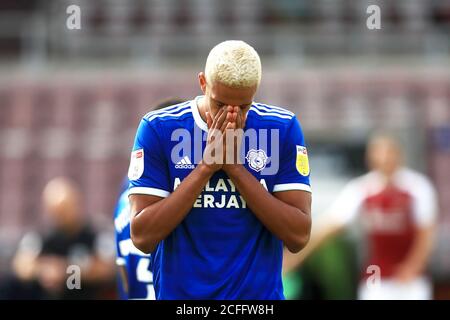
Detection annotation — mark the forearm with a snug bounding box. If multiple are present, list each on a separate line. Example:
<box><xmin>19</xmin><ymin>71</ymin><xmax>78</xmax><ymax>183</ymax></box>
<box><xmin>225</xmin><ymin>165</ymin><xmax>311</xmax><ymax>253</ymax></box>
<box><xmin>283</xmin><ymin>221</ymin><xmax>343</xmax><ymax>274</ymax></box>
<box><xmin>131</xmin><ymin>163</ymin><xmax>214</xmax><ymax>253</ymax></box>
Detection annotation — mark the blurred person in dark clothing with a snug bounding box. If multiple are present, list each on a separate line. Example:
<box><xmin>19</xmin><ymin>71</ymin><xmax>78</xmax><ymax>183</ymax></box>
<box><xmin>3</xmin><ymin>177</ymin><xmax>115</xmax><ymax>299</ymax></box>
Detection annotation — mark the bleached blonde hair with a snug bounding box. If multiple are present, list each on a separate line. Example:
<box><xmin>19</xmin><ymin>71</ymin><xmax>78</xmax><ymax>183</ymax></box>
<box><xmin>205</xmin><ymin>40</ymin><xmax>262</xmax><ymax>88</ymax></box>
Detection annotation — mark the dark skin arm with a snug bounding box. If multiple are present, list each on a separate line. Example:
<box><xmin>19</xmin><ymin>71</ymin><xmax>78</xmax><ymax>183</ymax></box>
<box><xmin>131</xmin><ymin>168</ymin><xmax>312</xmax><ymax>254</ymax></box>
<box><xmin>130</xmin><ymin>164</ymin><xmax>214</xmax><ymax>253</ymax></box>
<box><xmin>130</xmin><ymin>106</ymin><xmax>312</xmax><ymax>254</ymax></box>
<box><xmin>224</xmin><ymin>165</ymin><xmax>311</xmax><ymax>253</ymax></box>
<box><xmin>392</xmin><ymin>225</ymin><xmax>435</xmax><ymax>282</ymax></box>
<box><xmin>222</xmin><ymin>107</ymin><xmax>312</xmax><ymax>253</ymax></box>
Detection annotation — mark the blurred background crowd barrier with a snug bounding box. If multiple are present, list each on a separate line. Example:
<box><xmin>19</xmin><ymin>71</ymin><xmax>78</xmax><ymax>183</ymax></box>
<box><xmin>0</xmin><ymin>0</ymin><xmax>449</xmax><ymax>299</ymax></box>
<box><xmin>1</xmin><ymin>0</ymin><xmax>450</xmax><ymax>65</ymax></box>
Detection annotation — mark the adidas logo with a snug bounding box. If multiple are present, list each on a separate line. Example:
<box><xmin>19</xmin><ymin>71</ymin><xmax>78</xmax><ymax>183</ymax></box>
<box><xmin>175</xmin><ymin>156</ymin><xmax>195</xmax><ymax>169</ymax></box>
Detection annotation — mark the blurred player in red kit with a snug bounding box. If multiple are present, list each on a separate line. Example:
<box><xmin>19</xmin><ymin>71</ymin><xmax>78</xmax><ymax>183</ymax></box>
<box><xmin>284</xmin><ymin>134</ymin><xmax>438</xmax><ymax>299</ymax></box>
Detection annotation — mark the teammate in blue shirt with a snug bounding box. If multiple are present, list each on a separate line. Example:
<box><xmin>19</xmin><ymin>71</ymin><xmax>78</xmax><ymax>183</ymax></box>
<box><xmin>114</xmin><ymin>178</ymin><xmax>155</xmax><ymax>299</ymax></box>
<box><xmin>114</xmin><ymin>99</ymin><xmax>183</xmax><ymax>300</ymax></box>
<box><xmin>128</xmin><ymin>41</ymin><xmax>312</xmax><ymax>299</ymax></box>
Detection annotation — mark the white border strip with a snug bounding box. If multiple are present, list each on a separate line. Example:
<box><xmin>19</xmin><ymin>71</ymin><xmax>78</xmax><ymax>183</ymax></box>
<box><xmin>273</xmin><ymin>183</ymin><xmax>312</xmax><ymax>193</ymax></box>
<box><xmin>128</xmin><ymin>187</ymin><xmax>170</xmax><ymax>198</ymax></box>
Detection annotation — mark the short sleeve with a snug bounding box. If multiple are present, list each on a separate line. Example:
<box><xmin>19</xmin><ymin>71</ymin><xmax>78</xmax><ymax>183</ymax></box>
<box><xmin>273</xmin><ymin>116</ymin><xmax>311</xmax><ymax>193</ymax></box>
<box><xmin>16</xmin><ymin>232</ymin><xmax>43</xmax><ymax>257</ymax></box>
<box><xmin>128</xmin><ymin>118</ymin><xmax>171</xmax><ymax>198</ymax></box>
<box><xmin>326</xmin><ymin>179</ymin><xmax>364</xmax><ymax>227</ymax></box>
<box><xmin>411</xmin><ymin>176</ymin><xmax>438</xmax><ymax>227</ymax></box>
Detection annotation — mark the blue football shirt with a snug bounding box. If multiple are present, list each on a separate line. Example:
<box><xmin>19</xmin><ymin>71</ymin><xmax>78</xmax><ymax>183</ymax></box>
<box><xmin>114</xmin><ymin>179</ymin><xmax>155</xmax><ymax>300</ymax></box>
<box><xmin>128</xmin><ymin>97</ymin><xmax>311</xmax><ymax>299</ymax></box>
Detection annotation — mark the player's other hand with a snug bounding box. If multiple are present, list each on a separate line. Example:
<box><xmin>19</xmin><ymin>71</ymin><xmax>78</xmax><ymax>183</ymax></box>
<box><xmin>392</xmin><ymin>263</ymin><xmax>420</xmax><ymax>283</ymax></box>
<box><xmin>36</xmin><ymin>255</ymin><xmax>67</xmax><ymax>293</ymax></box>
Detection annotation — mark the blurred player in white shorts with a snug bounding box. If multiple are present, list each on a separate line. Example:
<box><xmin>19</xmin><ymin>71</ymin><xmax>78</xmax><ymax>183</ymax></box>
<box><xmin>284</xmin><ymin>134</ymin><xmax>438</xmax><ymax>300</ymax></box>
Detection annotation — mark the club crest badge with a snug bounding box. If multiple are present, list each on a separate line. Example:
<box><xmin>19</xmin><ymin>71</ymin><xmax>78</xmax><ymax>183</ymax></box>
<box><xmin>246</xmin><ymin>149</ymin><xmax>268</xmax><ymax>172</ymax></box>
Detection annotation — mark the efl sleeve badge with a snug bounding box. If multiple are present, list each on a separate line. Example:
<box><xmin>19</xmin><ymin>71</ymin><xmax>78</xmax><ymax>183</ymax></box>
<box><xmin>128</xmin><ymin>149</ymin><xmax>144</xmax><ymax>180</ymax></box>
<box><xmin>296</xmin><ymin>145</ymin><xmax>310</xmax><ymax>176</ymax></box>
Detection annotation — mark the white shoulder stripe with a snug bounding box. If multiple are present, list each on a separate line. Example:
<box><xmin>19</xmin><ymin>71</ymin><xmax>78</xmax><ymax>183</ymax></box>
<box><xmin>146</xmin><ymin>108</ymin><xmax>192</xmax><ymax>122</ymax></box>
<box><xmin>249</xmin><ymin>107</ymin><xmax>293</xmax><ymax>119</ymax></box>
<box><xmin>144</xmin><ymin>101</ymin><xmax>190</xmax><ymax>120</ymax></box>
<box><xmin>254</xmin><ymin>103</ymin><xmax>294</xmax><ymax>115</ymax></box>
<box><xmin>252</xmin><ymin>106</ymin><xmax>294</xmax><ymax>116</ymax></box>
<box><xmin>145</xmin><ymin>105</ymin><xmax>190</xmax><ymax>121</ymax></box>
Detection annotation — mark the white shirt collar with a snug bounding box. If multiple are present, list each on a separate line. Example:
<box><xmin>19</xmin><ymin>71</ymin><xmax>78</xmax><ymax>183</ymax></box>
<box><xmin>191</xmin><ymin>95</ymin><xmax>208</xmax><ymax>132</ymax></box>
